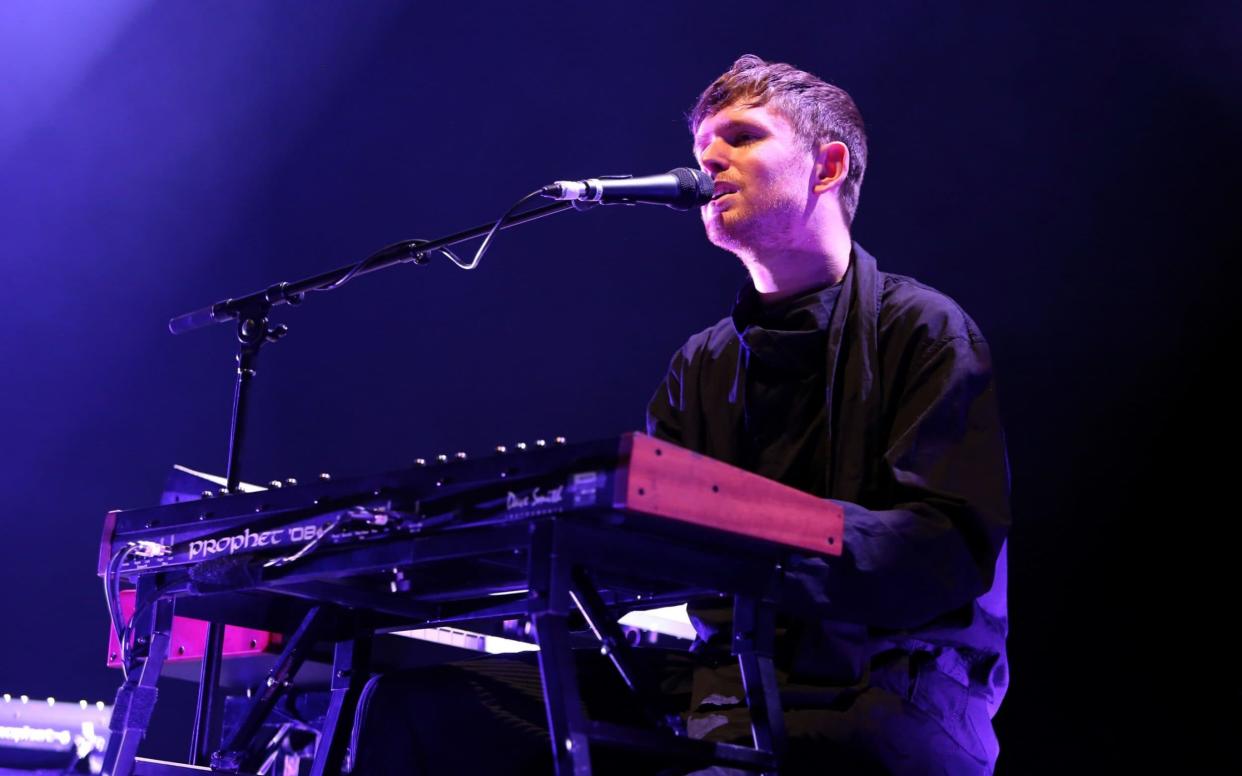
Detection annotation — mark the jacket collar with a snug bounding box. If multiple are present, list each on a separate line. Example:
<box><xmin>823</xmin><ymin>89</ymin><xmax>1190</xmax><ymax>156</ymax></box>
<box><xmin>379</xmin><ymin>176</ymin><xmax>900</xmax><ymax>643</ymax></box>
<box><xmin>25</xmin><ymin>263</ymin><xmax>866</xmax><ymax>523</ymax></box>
<box><xmin>824</xmin><ymin>242</ymin><xmax>883</xmax><ymax>501</ymax></box>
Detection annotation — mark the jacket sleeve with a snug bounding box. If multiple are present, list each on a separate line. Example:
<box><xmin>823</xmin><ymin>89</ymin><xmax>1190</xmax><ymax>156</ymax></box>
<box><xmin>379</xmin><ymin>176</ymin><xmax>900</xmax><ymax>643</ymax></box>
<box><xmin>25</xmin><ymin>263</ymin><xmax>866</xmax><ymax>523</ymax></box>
<box><xmin>646</xmin><ymin>347</ymin><xmax>688</xmax><ymax>444</ymax></box>
<box><xmin>787</xmin><ymin>332</ymin><xmax>1011</xmax><ymax>630</ymax></box>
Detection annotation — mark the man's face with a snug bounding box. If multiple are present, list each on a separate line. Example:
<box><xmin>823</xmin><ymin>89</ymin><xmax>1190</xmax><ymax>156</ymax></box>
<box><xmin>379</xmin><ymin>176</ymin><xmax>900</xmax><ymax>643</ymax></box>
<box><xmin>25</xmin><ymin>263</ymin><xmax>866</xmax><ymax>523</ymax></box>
<box><xmin>693</xmin><ymin>102</ymin><xmax>816</xmax><ymax>254</ymax></box>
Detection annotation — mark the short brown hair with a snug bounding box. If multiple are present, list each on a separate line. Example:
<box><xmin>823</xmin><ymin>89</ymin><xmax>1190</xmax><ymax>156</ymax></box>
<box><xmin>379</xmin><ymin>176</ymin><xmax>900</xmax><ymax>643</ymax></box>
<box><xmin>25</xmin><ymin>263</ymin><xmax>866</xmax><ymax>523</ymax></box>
<box><xmin>690</xmin><ymin>54</ymin><xmax>868</xmax><ymax>225</ymax></box>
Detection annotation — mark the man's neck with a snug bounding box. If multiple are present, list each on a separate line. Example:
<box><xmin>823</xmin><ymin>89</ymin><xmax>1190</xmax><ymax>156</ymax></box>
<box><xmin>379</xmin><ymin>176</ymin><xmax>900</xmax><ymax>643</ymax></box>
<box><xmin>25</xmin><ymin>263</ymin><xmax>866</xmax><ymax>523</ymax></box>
<box><xmin>742</xmin><ymin>232</ymin><xmax>852</xmax><ymax>305</ymax></box>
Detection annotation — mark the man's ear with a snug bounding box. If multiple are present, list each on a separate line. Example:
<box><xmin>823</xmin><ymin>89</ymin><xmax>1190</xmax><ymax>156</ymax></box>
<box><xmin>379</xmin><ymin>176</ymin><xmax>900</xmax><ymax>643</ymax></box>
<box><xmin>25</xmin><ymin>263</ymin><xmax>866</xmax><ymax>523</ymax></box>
<box><xmin>812</xmin><ymin>141</ymin><xmax>849</xmax><ymax>195</ymax></box>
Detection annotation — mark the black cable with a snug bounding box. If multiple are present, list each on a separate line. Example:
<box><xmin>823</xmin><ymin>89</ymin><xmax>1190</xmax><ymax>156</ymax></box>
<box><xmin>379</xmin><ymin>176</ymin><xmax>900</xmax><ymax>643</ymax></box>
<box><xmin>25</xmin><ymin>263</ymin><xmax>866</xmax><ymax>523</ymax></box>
<box><xmin>103</xmin><ymin>546</ymin><xmax>136</xmax><ymax>679</ymax></box>
<box><xmin>318</xmin><ymin>238</ymin><xmax>464</xmax><ymax>291</ymax></box>
<box><xmin>320</xmin><ymin>187</ymin><xmax>545</xmax><ymax>287</ymax></box>
<box><xmin>105</xmin><ymin>543</ymin><xmax>175</xmax><ymax>678</ymax></box>
<box><xmin>262</xmin><ymin>515</ymin><xmax>345</xmax><ymax>569</ymax></box>
<box><xmin>457</xmin><ymin>188</ymin><xmax>546</xmax><ymax>270</ymax></box>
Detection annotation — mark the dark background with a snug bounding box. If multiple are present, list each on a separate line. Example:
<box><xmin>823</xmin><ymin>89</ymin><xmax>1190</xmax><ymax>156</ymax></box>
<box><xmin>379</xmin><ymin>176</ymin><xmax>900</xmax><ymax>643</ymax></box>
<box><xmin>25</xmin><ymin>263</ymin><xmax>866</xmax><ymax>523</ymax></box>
<box><xmin>1</xmin><ymin>0</ymin><xmax>1236</xmax><ymax>770</ymax></box>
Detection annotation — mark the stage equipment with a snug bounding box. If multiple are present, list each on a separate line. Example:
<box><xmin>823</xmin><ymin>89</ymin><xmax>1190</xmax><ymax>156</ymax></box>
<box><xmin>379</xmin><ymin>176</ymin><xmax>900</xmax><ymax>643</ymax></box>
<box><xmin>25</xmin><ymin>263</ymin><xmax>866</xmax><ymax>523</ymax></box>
<box><xmin>99</xmin><ymin>433</ymin><xmax>843</xmax><ymax>775</ymax></box>
<box><xmin>0</xmin><ymin>694</ymin><xmax>111</xmax><ymax>774</ymax></box>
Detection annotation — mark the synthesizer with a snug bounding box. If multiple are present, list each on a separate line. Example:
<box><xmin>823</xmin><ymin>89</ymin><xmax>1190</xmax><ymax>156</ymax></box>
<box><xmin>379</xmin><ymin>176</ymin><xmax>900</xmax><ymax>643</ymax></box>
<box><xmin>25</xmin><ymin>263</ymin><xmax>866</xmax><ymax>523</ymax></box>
<box><xmin>100</xmin><ymin>432</ymin><xmax>843</xmax><ymax>590</ymax></box>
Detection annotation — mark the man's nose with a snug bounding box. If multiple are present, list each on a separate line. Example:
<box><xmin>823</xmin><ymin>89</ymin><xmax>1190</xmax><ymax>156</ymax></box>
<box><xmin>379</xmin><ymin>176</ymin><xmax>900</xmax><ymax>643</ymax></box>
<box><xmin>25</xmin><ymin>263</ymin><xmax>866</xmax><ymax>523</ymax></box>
<box><xmin>698</xmin><ymin>139</ymin><xmax>729</xmax><ymax>176</ymax></box>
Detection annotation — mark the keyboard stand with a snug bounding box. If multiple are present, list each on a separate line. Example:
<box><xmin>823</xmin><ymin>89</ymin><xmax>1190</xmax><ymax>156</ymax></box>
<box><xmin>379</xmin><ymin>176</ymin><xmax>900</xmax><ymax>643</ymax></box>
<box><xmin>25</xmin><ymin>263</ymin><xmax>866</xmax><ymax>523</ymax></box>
<box><xmin>100</xmin><ymin>516</ymin><xmax>791</xmax><ymax>775</ymax></box>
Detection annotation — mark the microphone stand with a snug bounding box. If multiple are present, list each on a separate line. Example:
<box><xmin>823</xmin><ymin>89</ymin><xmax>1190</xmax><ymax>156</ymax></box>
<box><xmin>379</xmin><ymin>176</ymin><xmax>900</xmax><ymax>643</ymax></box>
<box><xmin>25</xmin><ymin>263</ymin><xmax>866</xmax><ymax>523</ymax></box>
<box><xmin>188</xmin><ymin>302</ymin><xmax>286</xmax><ymax>764</ymax></box>
<box><xmin>178</xmin><ymin>198</ymin><xmax>586</xmax><ymax>766</ymax></box>
<box><xmin>170</xmin><ymin>200</ymin><xmax>580</xmax><ymax>334</ymax></box>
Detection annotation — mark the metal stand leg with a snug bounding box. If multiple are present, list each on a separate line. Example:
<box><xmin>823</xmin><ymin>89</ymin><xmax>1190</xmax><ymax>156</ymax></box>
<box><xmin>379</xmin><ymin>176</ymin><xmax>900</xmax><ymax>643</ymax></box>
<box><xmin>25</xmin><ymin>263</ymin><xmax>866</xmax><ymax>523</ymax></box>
<box><xmin>733</xmin><ymin>595</ymin><xmax>786</xmax><ymax>775</ymax></box>
<box><xmin>101</xmin><ymin>596</ymin><xmax>174</xmax><ymax>776</ymax></box>
<box><xmin>529</xmin><ymin>523</ymin><xmax>593</xmax><ymax>776</ymax></box>
<box><xmin>309</xmin><ymin>634</ymin><xmax>371</xmax><ymax>776</ymax></box>
<box><xmin>189</xmin><ymin>623</ymin><xmax>225</xmax><ymax>764</ymax></box>
<box><xmin>569</xmin><ymin>566</ymin><xmax>685</xmax><ymax>735</ymax></box>
<box><xmin>212</xmin><ymin>606</ymin><xmax>327</xmax><ymax>771</ymax></box>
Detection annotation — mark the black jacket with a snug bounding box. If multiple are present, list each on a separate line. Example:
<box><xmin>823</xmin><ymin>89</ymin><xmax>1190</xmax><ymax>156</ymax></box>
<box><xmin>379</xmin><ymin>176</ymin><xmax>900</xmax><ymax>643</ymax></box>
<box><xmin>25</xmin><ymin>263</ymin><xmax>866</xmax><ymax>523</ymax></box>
<box><xmin>647</xmin><ymin>243</ymin><xmax>1010</xmax><ymax>711</ymax></box>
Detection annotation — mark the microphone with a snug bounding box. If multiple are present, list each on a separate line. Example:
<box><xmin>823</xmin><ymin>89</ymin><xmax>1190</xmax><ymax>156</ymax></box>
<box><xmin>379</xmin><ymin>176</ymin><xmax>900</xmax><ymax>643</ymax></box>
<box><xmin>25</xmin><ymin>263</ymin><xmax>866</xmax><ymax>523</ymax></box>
<box><xmin>541</xmin><ymin>167</ymin><xmax>714</xmax><ymax>210</ymax></box>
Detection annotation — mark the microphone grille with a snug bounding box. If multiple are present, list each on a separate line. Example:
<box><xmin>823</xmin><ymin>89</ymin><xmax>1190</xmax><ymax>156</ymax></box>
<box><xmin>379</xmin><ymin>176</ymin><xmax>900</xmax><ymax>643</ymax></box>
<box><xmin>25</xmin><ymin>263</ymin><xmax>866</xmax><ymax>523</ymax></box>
<box><xmin>668</xmin><ymin>167</ymin><xmax>715</xmax><ymax>210</ymax></box>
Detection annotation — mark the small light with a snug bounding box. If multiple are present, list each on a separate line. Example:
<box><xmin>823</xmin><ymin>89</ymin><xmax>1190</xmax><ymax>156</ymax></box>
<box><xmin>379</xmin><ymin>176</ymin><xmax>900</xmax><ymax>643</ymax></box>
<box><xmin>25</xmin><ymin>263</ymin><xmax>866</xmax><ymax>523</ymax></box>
<box><xmin>47</xmin><ymin>697</ymin><xmax>55</xmax><ymax>706</ymax></box>
<box><xmin>79</xmin><ymin>700</ymin><xmax>88</xmax><ymax>709</ymax></box>
<box><xmin>96</xmin><ymin>701</ymin><xmax>105</xmax><ymax>711</ymax></box>
<box><xmin>2</xmin><ymin>694</ymin><xmax>10</xmax><ymax>702</ymax></box>
<box><xmin>20</xmin><ymin>695</ymin><xmax>29</xmax><ymax>703</ymax></box>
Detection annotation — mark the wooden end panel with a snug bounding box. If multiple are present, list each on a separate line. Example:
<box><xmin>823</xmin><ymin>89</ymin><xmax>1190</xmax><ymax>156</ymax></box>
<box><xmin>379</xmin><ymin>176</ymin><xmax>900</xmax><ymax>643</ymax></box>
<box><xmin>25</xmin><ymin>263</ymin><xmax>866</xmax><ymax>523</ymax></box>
<box><xmin>616</xmin><ymin>432</ymin><xmax>843</xmax><ymax>556</ymax></box>
<box><xmin>98</xmin><ymin>510</ymin><xmax>119</xmax><ymax>577</ymax></box>
<box><xmin>106</xmin><ymin>590</ymin><xmax>279</xmax><ymax>668</ymax></box>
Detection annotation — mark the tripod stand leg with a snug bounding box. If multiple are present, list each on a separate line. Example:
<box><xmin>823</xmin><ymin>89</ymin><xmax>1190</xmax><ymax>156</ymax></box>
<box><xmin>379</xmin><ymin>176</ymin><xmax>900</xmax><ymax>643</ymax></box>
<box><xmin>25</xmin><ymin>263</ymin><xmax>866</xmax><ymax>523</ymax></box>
<box><xmin>529</xmin><ymin>523</ymin><xmax>593</xmax><ymax>776</ymax></box>
<box><xmin>101</xmin><ymin>596</ymin><xmax>173</xmax><ymax>776</ymax></box>
<box><xmin>212</xmin><ymin>606</ymin><xmax>328</xmax><ymax>771</ymax></box>
<box><xmin>734</xmin><ymin>594</ymin><xmax>786</xmax><ymax>776</ymax></box>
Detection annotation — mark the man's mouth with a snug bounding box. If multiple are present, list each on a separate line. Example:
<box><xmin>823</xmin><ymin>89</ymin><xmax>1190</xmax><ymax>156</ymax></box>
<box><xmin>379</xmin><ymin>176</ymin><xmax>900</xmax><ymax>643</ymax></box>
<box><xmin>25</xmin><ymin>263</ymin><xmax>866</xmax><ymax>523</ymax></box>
<box><xmin>710</xmin><ymin>183</ymin><xmax>739</xmax><ymax>202</ymax></box>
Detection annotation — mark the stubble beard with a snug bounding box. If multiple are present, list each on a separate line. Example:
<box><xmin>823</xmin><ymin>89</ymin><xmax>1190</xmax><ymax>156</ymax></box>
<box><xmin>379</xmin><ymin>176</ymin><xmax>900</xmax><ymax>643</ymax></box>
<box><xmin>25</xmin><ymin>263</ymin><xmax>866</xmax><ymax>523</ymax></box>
<box><xmin>702</xmin><ymin>189</ymin><xmax>805</xmax><ymax>262</ymax></box>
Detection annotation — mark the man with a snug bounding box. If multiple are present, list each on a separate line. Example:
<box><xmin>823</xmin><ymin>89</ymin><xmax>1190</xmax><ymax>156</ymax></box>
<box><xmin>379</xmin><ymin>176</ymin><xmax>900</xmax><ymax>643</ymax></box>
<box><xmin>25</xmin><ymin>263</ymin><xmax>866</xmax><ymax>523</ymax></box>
<box><xmin>354</xmin><ymin>55</ymin><xmax>1009</xmax><ymax>775</ymax></box>
<box><xmin>644</xmin><ymin>54</ymin><xmax>1010</xmax><ymax>774</ymax></box>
